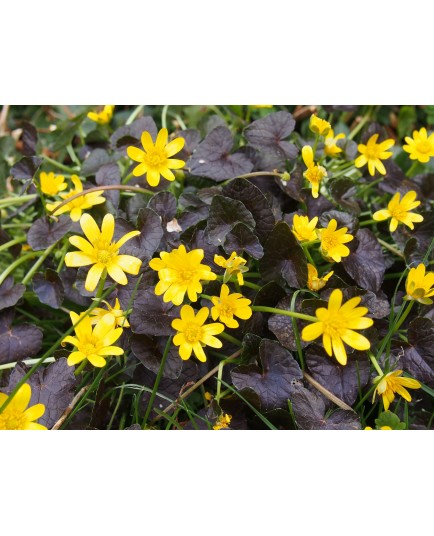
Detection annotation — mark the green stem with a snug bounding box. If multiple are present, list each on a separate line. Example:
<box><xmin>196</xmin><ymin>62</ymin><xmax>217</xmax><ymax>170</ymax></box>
<box><xmin>359</xmin><ymin>219</ymin><xmax>376</xmax><ymax>227</ymax></box>
<box><xmin>21</xmin><ymin>243</ymin><xmax>57</xmax><ymax>285</ymax></box>
<box><xmin>126</xmin><ymin>105</ymin><xmax>144</xmax><ymax>125</ymax></box>
<box><xmin>302</xmin><ymin>244</ymin><xmax>315</xmax><ymax>265</ymax></box>
<box><xmin>161</xmin><ymin>104</ymin><xmax>169</xmax><ymax>130</ymax></box>
<box><xmin>43</xmin><ymin>155</ymin><xmax>79</xmax><ymax>173</ymax></box>
<box><xmin>392</xmin><ymin>301</ymin><xmax>414</xmax><ymax>333</ymax></box>
<box><xmin>220</xmin><ymin>332</ymin><xmax>243</xmax><ymax>347</ymax></box>
<box><xmin>358</xmin><ymin>177</ymin><xmax>383</xmax><ymax>196</ymax></box>
<box><xmin>66</xmin><ymin>143</ymin><xmax>81</xmax><ymax>166</ymax></box>
<box><xmin>56</xmin><ymin>240</ymin><xmax>70</xmax><ymax>272</ymax></box>
<box><xmin>251</xmin><ymin>305</ymin><xmax>317</xmax><ymax>323</ymax></box>
<box><xmin>0</xmin><ymin>356</ymin><xmax>55</xmax><ymax>371</ymax></box>
<box><xmin>368</xmin><ymin>351</ymin><xmax>384</xmax><ymax>376</ymax></box>
<box><xmin>0</xmin><ymin>194</ymin><xmax>37</xmax><ymax>207</ymax></box>
<box><xmin>291</xmin><ymin>290</ymin><xmax>305</xmax><ymax>370</ymax></box>
<box><xmin>242</xmin><ymin>280</ymin><xmax>261</xmax><ymax>290</ymax></box>
<box><xmin>95</xmin><ymin>272</ymin><xmax>107</xmax><ymax>300</ymax></box>
<box><xmin>406</xmin><ymin>161</ymin><xmax>419</xmax><ymax>178</ymax></box>
<box><xmin>377</xmin><ymin>238</ymin><xmax>404</xmax><ymax>259</ymax></box>
<box><xmin>142</xmin><ymin>336</ymin><xmax>173</xmax><ymax>427</ymax></box>
<box><xmin>0</xmin><ymin>236</ymin><xmax>27</xmax><ymax>252</ymax></box>
<box><xmin>348</xmin><ymin>107</ymin><xmax>372</xmax><ymax>140</ymax></box>
<box><xmin>74</xmin><ymin>359</ymin><xmax>88</xmax><ymax>376</ymax></box>
<box><xmin>0</xmin><ymin>252</ymin><xmax>43</xmax><ymax>286</ymax></box>
<box><xmin>312</xmin><ymin>134</ymin><xmax>320</xmax><ymax>157</ymax></box>
<box><xmin>108</xmin><ymin>383</ymin><xmax>125</xmax><ymax>430</ymax></box>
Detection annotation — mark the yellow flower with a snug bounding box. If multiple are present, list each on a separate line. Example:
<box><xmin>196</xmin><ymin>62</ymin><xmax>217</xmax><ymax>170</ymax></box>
<box><xmin>372</xmin><ymin>190</ymin><xmax>424</xmax><ymax>232</ymax></box>
<box><xmin>127</xmin><ymin>128</ymin><xmax>185</xmax><ymax>187</ymax></box>
<box><xmin>301</xmin><ymin>288</ymin><xmax>373</xmax><ymax>366</ymax></box>
<box><xmin>292</xmin><ymin>214</ymin><xmax>319</xmax><ymax>242</ymax></box>
<box><xmin>171</xmin><ymin>305</ymin><xmax>224</xmax><ymax>362</ymax></box>
<box><xmin>251</xmin><ymin>105</ymin><xmax>273</xmax><ymax>108</ymax></box>
<box><xmin>90</xmin><ymin>298</ymin><xmax>130</xmax><ymax>328</ymax></box>
<box><xmin>213</xmin><ymin>413</ymin><xmax>232</xmax><ymax>430</ymax></box>
<box><xmin>403</xmin><ymin>127</ymin><xmax>434</xmax><ymax>163</ymax></box>
<box><xmin>364</xmin><ymin>426</ymin><xmax>392</xmax><ymax>430</ymax></box>
<box><xmin>46</xmin><ymin>175</ymin><xmax>105</xmax><ymax>222</ymax></box>
<box><xmin>210</xmin><ymin>284</ymin><xmax>252</xmax><ymax>328</ymax></box>
<box><xmin>87</xmin><ymin>105</ymin><xmax>115</xmax><ymax>125</ymax></box>
<box><xmin>317</xmin><ymin>218</ymin><xmax>353</xmax><ymax>262</ymax></box>
<box><xmin>324</xmin><ymin>129</ymin><xmax>345</xmax><ymax>157</ymax></box>
<box><xmin>404</xmin><ymin>263</ymin><xmax>434</xmax><ymax>305</ymax></box>
<box><xmin>62</xmin><ymin>311</ymin><xmax>124</xmax><ymax>368</ymax></box>
<box><xmin>214</xmin><ymin>252</ymin><xmax>249</xmax><ymax>285</ymax></box>
<box><xmin>39</xmin><ymin>171</ymin><xmax>67</xmax><ymax>196</ymax></box>
<box><xmin>354</xmin><ymin>133</ymin><xmax>395</xmax><ymax>176</ymax></box>
<box><xmin>309</xmin><ymin>114</ymin><xmax>331</xmax><ymax>136</ymax></box>
<box><xmin>65</xmin><ymin>213</ymin><xmax>142</xmax><ymax>292</ymax></box>
<box><xmin>373</xmin><ymin>370</ymin><xmax>421</xmax><ymax>411</ymax></box>
<box><xmin>150</xmin><ymin>245</ymin><xmax>217</xmax><ymax>306</ymax></box>
<box><xmin>307</xmin><ymin>263</ymin><xmax>334</xmax><ymax>291</ymax></box>
<box><xmin>302</xmin><ymin>145</ymin><xmax>327</xmax><ymax>198</ymax></box>
<box><xmin>0</xmin><ymin>384</ymin><xmax>46</xmax><ymax>430</ymax></box>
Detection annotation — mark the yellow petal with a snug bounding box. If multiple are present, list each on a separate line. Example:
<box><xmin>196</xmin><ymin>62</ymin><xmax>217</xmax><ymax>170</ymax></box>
<box><xmin>23</xmin><ymin>403</ymin><xmax>45</xmax><ymax>422</ymax></box>
<box><xmin>165</xmin><ymin>137</ymin><xmax>185</xmax><ymax>157</ymax></box>
<box><xmin>80</xmin><ymin>213</ymin><xmax>101</xmax><ymax>244</ymax></box>
<box><xmin>127</xmin><ymin>146</ymin><xmax>144</xmax><ymax>162</ymax></box>
<box><xmin>107</xmin><ymin>263</ymin><xmax>128</xmax><ymax>285</ymax></box>
<box><xmin>85</xmin><ymin>263</ymin><xmax>105</xmax><ymax>292</ymax></box>
<box><xmin>9</xmin><ymin>384</ymin><xmax>31</xmax><ymax>412</ymax></box>
<box><xmin>101</xmin><ymin>214</ymin><xmax>115</xmax><ymax>243</ymax></box>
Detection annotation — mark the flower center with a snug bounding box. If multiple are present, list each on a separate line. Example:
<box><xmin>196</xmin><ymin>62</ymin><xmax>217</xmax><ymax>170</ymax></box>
<box><xmin>97</xmin><ymin>249</ymin><xmax>116</xmax><ymax>264</ymax></box>
<box><xmin>145</xmin><ymin>149</ymin><xmax>167</xmax><ymax>168</ymax></box>
<box><xmin>220</xmin><ymin>303</ymin><xmax>234</xmax><ymax>317</ymax></box>
<box><xmin>323</xmin><ymin>314</ymin><xmax>345</xmax><ymax>339</ymax></box>
<box><xmin>184</xmin><ymin>324</ymin><xmax>202</xmax><ymax>344</ymax></box>
<box><xmin>322</xmin><ymin>233</ymin><xmax>339</xmax><ymax>250</ymax></box>
<box><xmin>0</xmin><ymin>409</ymin><xmax>27</xmax><ymax>430</ymax></box>
<box><xmin>390</xmin><ymin>206</ymin><xmax>406</xmax><ymax>221</ymax></box>
<box><xmin>178</xmin><ymin>270</ymin><xmax>194</xmax><ymax>284</ymax></box>
<box><xmin>365</xmin><ymin>146</ymin><xmax>381</xmax><ymax>160</ymax></box>
<box><xmin>83</xmin><ymin>342</ymin><xmax>97</xmax><ymax>356</ymax></box>
<box><xmin>416</xmin><ymin>140</ymin><xmax>431</xmax><ymax>154</ymax></box>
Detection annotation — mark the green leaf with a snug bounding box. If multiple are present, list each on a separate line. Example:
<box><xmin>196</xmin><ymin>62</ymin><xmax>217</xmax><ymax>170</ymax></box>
<box><xmin>374</xmin><ymin>411</ymin><xmax>406</xmax><ymax>430</ymax></box>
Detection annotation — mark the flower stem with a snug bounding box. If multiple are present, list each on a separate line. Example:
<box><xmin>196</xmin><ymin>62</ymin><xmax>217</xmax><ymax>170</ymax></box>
<box><xmin>377</xmin><ymin>238</ymin><xmax>404</xmax><ymax>259</ymax></box>
<box><xmin>161</xmin><ymin>104</ymin><xmax>169</xmax><ymax>130</ymax></box>
<box><xmin>368</xmin><ymin>351</ymin><xmax>384</xmax><ymax>376</ymax></box>
<box><xmin>43</xmin><ymin>155</ymin><xmax>79</xmax><ymax>173</ymax></box>
<box><xmin>348</xmin><ymin>107</ymin><xmax>372</xmax><ymax>140</ymax></box>
<box><xmin>0</xmin><ymin>194</ymin><xmax>37</xmax><ymax>208</ymax></box>
<box><xmin>358</xmin><ymin>177</ymin><xmax>383</xmax><ymax>196</ymax></box>
<box><xmin>242</xmin><ymin>280</ymin><xmax>261</xmax><ymax>290</ymax></box>
<box><xmin>359</xmin><ymin>219</ymin><xmax>377</xmax><ymax>227</ymax></box>
<box><xmin>312</xmin><ymin>134</ymin><xmax>320</xmax><ymax>157</ymax></box>
<box><xmin>0</xmin><ymin>251</ymin><xmax>43</xmax><ymax>286</ymax></box>
<box><xmin>126</xmin><ymin>105</ymin><xmax>144</xmax><ymax>125</ymax></box>
<box><xmin>251</xmin><ymin>305</ymin><xmax>317</xmax><ymax>323</ymax></box>
<box><xmin>74</xmin><ymin>359</ymin><xmax>88</xmax><ymax>376</ymax></box>
<box><xmin>406</xmin><ymin>161</ymin><xmax>419</xmax><ymax>178</ymax></box>
<box><xmin>142</xmin><ymin>335</ymin><xmax>173</xmax><ymax>427</ymax></box>
<box><xmin>220</xmin><ymin>332</ymin><xmax>243</xmax><ymax>347</ymax></box>
<box><xmin>21</xmin><ymin>242</ymin><xmax>57</xmax><ymax>285</ymax></box>
<box><xmin>302</xmin><ymin>244</ymin><xmax>315</xmax><ymax>265</ymax></box>
<box><xmin>392</xmin><ymin>301</ymin><xmax>414</xmax><ymax>333</ymax></box>
<box><xmin>0</xmin><ymin>236</ymin><xmax>27</xmax><ymax>253</ymax></box>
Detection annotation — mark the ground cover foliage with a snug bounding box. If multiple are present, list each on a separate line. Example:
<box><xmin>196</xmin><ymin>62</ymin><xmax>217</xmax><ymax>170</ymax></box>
<box><xmin>0</xmin><ymin>104</ymin><xmax>433</xmax><ymax>430</ymax></box>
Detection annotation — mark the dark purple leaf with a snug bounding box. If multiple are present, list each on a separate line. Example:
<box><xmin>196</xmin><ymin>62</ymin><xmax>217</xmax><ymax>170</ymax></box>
<box><xmin>0</xmin><ymin>310</ymin><xmax>43</xmax><ymax>365</ymax></box>
<box><xmin>32</xmin><ymin>269</ymin><xmax>64</xmax><ymax>309</ymax></box>
<box><xmin>342</xmin><ymin>229</ymin><xmax>386</xmax><ymax>292</ymax></box>
<box><xmin>81</xmin><ymin>148</ymin><xmax>115</xmax><ymax>176</ymax></box>
<box><xmin>0</xmin><ymin>229</ymin><xmax>22</xmax><ymax>258</ymax></box>
<box><xmin>268</xmin><ymin>295</ymin><xmax>308</xmax><ymax>352</ymax></box>
<box><xmin>259</xmin><ymin>222</ymin><xmax>307</xmax><ymax>289</ymax></box>
<box><xmin>306</xmin><ymin>346</ymin><xmax>370</xmax><ymax>406</ymax></box>
<box><xmin>319</xmin><ymin>209</ymin><xmax>358</xmax><ymax>236</ymax></box>
<box><xmin>130</xmin><ymin>334</ymin><xmax>182</xmax><ymax>380</ymax></box>
<box><xmin>176</xmin><ymin>129</ymin><xmax>201</xmax><ymax>161</ymax></box>
<box><xmin>21</xmin><ymin>122</ymin><xmax>38</xmax><ymax>156</ymax></box>
<box><xmin>329</xmin><ymin>177</ymin><xmax>360</xmax><ymax>215</ymax></box>
<box><xmin>95</xmin><ymin>163</ymin><xmax>121</xmax><ymax>208</ymax></box>
<box><xmin>148</xmin><ymin>191</ymin><xmax>177</xmax><ymax>222</ymax></box>
<box><xmin>110</xmin><ymin>116</ymin><xmax>158</xmax><ymax>154</ymax></box>
<box><xmin>10</xmin><ymin>156</ymin><xmax>42</xmax><ymax>180</ymax></box>
<box><xmin>8</xmin><ymin>358</ymin><xmax>76</xmax><ymax>428</ymax></box>
<box><xmin>244</xmin><ymin>111</ymin><xmax>297</xmax><ymax>169</ymax></box>
<box><xmin>130</xmin><ymin>289</ymin><xmax>181</xmax><ymax>337</ymax></box>
<box><xmin>205</xmin><ymin>195</ymin><xmax>256</xmax><ymax>246</ymax></box>
<box><xmin>222</xmin><ymin>178</ymin><xmax>275</xmax><ymax>243</ymax></box>
<box><xmin>188</xmin><ymin>126</ymin><xmax>253</xmax><ymax>181</ymax></box>
<box><xmin>231</xmin><ymin>339</ymin><xmax>303</xmax><ymax>412</ymax></box>
<box><xmin>27</xmin><ymin>215</ymin><xmax>72</xmax><ymax>251</ymax></box>
<box><xmin>276</xmin><ymin>165</ymin><xmax>306</xmax><ymax>203</ymax></box>
<box><xmin>223</xmin><ymin>222</ymin><xmax>264</xmax><ymax>259</ymax></box>
<box><xmin>0</xmin><ymin>277</ymin><xmax>25</xmax><ymax>311</ymax></box>
<box><xmin>290</xmin><ymin>385</ymin><xmax>361</xmax><ymax>430</ymax></box>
